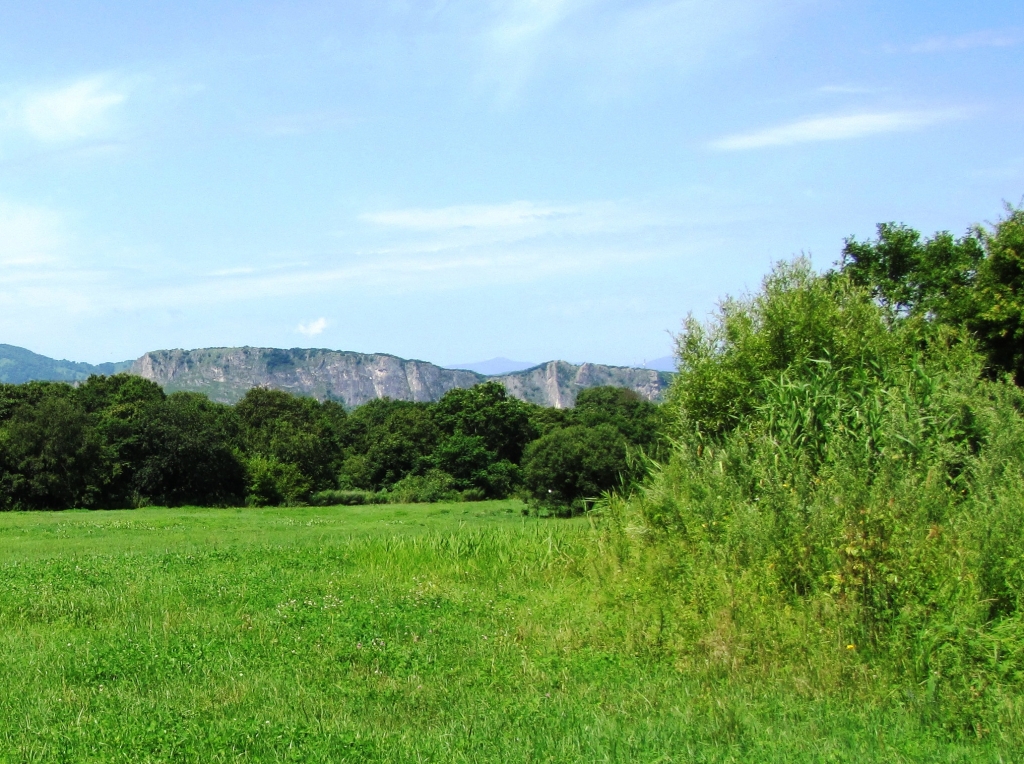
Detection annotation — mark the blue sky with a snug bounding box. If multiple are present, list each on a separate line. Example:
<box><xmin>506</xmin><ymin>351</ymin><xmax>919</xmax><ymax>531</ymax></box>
<box><xmin>1</xmin><ymin>1</ymin><xmax>1022</xmax><ymax>367</ymax></box>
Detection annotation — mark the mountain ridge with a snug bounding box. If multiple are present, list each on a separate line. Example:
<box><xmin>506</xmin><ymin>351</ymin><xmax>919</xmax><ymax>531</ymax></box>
<box><xmin>1</xmin><ymin>344</ymin><xmax>672</xmax><ymax>408</ymax></box>
<box><xmin>131</xmin><ymin>347</ymin><xmax>672</xmax><ymax>408</ymax></box>
<box><xmin>0</xmin><ymin>344</ymin><xmax>133</xmax><ymax>385</ymax></box>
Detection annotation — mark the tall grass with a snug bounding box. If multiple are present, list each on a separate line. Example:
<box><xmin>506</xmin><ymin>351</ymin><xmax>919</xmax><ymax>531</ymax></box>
<box><xmin>595</xmin><ymin>261</ymin><xmax>1024</xmax><ymax>738</ymax></box>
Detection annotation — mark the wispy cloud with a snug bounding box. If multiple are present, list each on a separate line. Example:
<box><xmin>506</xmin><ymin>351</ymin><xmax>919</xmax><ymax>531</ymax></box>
<box><xmin>0</xmin><ymin>201</ymin><xmax>65</xmax><ymax>266</ymax></box>
<box><xmin>908</xmin><ymin>29</ymin><xmax>1022</xmax><ymax>54</ymax></box>
<box><xmin>710</xmin><ymin>109</ymin><xmax>964</xmax><ymax>150</ymax></box>
<box><xmin>489</xmin><ymin>0</ymin><xmax>580</xmax><ymax>51</ymax></box>
<box><xmin>8</xmin><ymin>76</ymin><xmax>128</xmax><ymax>143</ymax></box>
<box><xmin>362</xmin><ymin>201</ymin><xmax>576</xmax><ymax>231</ymax></box>
<box><xmin>479</xmin><ymin>0</ymin><xmax>796</xmax><ymax>101</ymax></box>
<box><xmin>297</xmin><ymin>317</ymin><xmax>328</xmax><ymax>336</ymax></box>
<box><xmin>815</xmin><ymin>85</ymin><xmax>879</xmax><ymax>95</ymax></box>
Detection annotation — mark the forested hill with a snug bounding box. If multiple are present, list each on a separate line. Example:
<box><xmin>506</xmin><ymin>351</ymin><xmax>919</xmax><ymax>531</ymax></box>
<box><xmin>0</xmin><ymin>344</ymin><xmax>132</xmax><ymax>384</ymax></box>
<box><xmin>131</xmin><ymin>347</ymin><xmax>672</xmax><ymax>407</ymax></box>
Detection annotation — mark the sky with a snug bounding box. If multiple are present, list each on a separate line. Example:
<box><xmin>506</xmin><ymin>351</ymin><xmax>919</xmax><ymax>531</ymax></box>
<box><xmin>1</xmin><ymin>1</ymin><xmax>1022</xmax><ymax>368</ymax></box>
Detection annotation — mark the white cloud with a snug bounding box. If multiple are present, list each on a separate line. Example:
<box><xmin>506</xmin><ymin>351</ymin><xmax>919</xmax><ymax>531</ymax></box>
<box><xmin>908</xmin><ymin>29</ymin><xmax>1022</xmax><ymax>54</ymax></box>
<box><xmin>0</xmin><ymin>202</ymin><xmax>65</xmax><ymax>266</ymax></box>
<box><xmin>489</xmin><ymin>0</ymin><xmax>580</xmax><ymax>50</ymax></box>
<box><xmin>362</xmin><ymin>201</ymin><xmax>576</xmax><ymax>230</ymax></box>
<box><xmin>478</xmin><ymin>0</ymin><xmax>797</xmax><ymax>101</ymax></box>
<box><xmin>360</xmin><ymin>199</ymin><xmax>677</xmax><ymax>240</ymax></box>
<box><xmin>710</xmin><ymin>109</ymin><xmax>964</xmax><ymax>150</ymax></box>
<box><xmin>297</xmin><ymin>317</ymin><xmax>328</xmax><ymax>336</ymax></box>
<box><xmin>816</xmin><ymin>85</ymin><xmax>879</xmax><ymax>95</ymax></box>
<box><xmin>4</xmin><ymin>76</ymin><xmax>127</xmax><ymax>143</ymax></box>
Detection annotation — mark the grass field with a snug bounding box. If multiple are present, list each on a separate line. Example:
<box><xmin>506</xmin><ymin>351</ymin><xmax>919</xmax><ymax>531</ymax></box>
<box><xmin>0</xmin><ymin>501</ymin><xmax>1015</xmax><ymax>762</ymax></box>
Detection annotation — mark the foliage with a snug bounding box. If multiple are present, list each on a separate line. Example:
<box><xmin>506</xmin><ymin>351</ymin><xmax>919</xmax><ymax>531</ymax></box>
<box><xmin>600</xmin><ymin>258</ymin><xmax>1024</xmax><ymax>735</ymax></box>
<box><xmin>432</xmin><ymin>381</ymin><xmax>537</xmax><ymax>464</ymax></box>
<box><xmin>244</xmin><ymin>454</ymin><xmax>312</xmax><ymax>507</ymax></box>
<box><xmin>522</xmin><ymin>424</ymin><xmax>629</xmax><ymax>515</ymax></box>
<box><xmin>338</xmin><ymin>399</ymin><xmax>438</xmax><ymax>491</ymax></box>
<box><xmin>0</xmin><ymin>390</ymin><xmax>106</xmax><ymax>510</ymax></box>
<box><xmin>236</xmin><ymin>387</ymin><xmax>344</xmax><ymax>501</ymax></box>
<box><xmin>840</xmin><ymin>204</ymin><xmax>1024</xmax><ymax>383</ymax></box>
<box><xmin>840</xmin><ymin>221</ymin><xmax>984</xmax><ymax>319</ymax></box>
<box><xmin>386</xmin><ymin>469</ymin><xmax>462</xmax><ymax>504</ymax></box>
<box><xmin>308</xmin><ymin>488</ymin><xmax>384</xmax><ymax>506</ymax></box>
<box><xmin>573</xmin><ymin>386</ymin><xmax>666</xmax><ymax>454</ymax></box>
<box><xmin>0</xmin><ymin>373</ymin><xmax>653</xmax><ymax>510</ymax></box>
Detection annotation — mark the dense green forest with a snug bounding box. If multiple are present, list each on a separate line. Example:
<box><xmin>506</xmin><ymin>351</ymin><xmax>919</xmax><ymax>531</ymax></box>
<box><xmin>0</xmin><ymin>375</ymin><xmax>663</xmax><ymax>513</ymax></box>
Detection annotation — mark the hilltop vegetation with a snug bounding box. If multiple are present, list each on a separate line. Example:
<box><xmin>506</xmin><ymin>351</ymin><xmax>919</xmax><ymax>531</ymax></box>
<box><xmin>0</xmin><ymin>344</ymin><xmax>131</xmax><ymax>385</ymax></box>
<box><xmin>0</xmin><ymin>378</ymin><xmax>662</xmax><ymax>512</ymax></box>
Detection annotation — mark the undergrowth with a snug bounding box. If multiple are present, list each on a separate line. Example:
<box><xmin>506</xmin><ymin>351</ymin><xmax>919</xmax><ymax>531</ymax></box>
<box><xmin>592</xmin><ymin>261</ymin><xmax>1024</xmax><ymax>741</ymax></box>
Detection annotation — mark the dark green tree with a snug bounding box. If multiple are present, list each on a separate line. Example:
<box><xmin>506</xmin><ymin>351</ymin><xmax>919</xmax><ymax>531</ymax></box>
<box><xmin>521</xmin><ymin>424</ymin><xmax>629</xmax><ymax>514</ymax></box>
<box><xmin>339</xmin><ymin>399</ymin><xmax>438</xmax><ymax>490</ymax></box>
<box><xmin>235</xmin><ymin>388</ymin><xmax>343</xmax><ymax>501</ymax></box>
<box><xmin>839</xmin><ymin>206</ymin><xmax>1024</xmax><ymax>383</ymax></box>
<box><xmin>970</xmin><ymin>206</ymin><xmax>1024</xmax><ymax>383</ymax></box>
<box><xmin>840</xmin><ymin>222</ymin><xmax>983</xmax><ymax>320</ymax></box>
<box><xmin>127</xmin><ymin>392</ymin><xmax>245</xmax><ymax>507</ymax></box>
<box><xmin>432</xmin><ymin>382</ymin><xmax>536</xmax><ymax>464</ymax></box>
<box><xmin>0</xmin><ymin>393</ymin><xmax>106</xmax><ymax>510</ymax></box>
<box><xmin>571</xmin><ymin>386</ymin><xmax>664</xmax><ymax>450</ymax></box>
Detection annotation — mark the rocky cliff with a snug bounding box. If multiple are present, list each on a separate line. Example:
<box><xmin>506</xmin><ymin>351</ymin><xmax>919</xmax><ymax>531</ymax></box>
<box><xmin>130</xmin><ymin>347</ymin><xmax>484</xmax><ymax>407</ymax></box>
<box><xmin>131</xmin><ymin>347</ymin><xmax>672</xmax><ymax>407</ymax></box>
<box><xmin>497</xmin><ymin>360</ymin><xmax>668</xmax><ymax>409</ymax></box>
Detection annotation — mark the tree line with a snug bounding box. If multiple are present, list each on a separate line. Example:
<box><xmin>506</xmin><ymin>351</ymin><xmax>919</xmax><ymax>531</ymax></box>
<box><xmin>0</xmin><ymin>377</ymin><xmax>663</xmax><ymax>512</ymax></box>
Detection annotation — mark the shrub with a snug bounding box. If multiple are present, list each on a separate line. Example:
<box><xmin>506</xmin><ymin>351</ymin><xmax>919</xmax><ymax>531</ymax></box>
<box><xmin>308</xmin><ymin>489</ymin><xmax>383</xmax><ymax>506</ymax></box>
<box><xmin>244</xmin><ymin>454</ymin><xmax>311</xmax><ymax>506</ymax></box>
<box><xmin>599</xmin><ymin>259</ymin><xmax>1024</xmax><ymax>732</ymax></box>
<box><xmin>385</xmin><ymin>470</ymin><xmax>460</xmax><ymax>504</ymax></box>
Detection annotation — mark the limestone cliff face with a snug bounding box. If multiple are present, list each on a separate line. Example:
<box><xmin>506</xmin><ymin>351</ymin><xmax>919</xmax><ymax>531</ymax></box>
<box><xmin>130</xmin><ymin>347</ymin><xmax>672</xmax><ymax>407</ymax></box>
<box><xmin>131</xmin><ymin>347</ymin><xmax>485</xmax><ymax>406</ymax></box>
<box><xmin>494</xmin><ymin>361</ymin><xmax>669</xmax><ymax>409</ymax></box>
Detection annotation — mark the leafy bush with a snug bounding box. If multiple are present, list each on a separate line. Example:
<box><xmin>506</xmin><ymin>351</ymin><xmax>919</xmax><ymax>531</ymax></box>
<box><xmin>244</xmin><ymin>454</ymin><xmax>311</xmax><ymax>506</ymax></box>
<box><xmin>385</xmin><ymin>470</ymin><xmax>461</xmax><ymax>504</ymax></box>
<box><xmin>308</xmin><ymin>489</ymin><xmax>383</xmax><ymax>506</ymax></box>
<box><xmin>599</xmin><ymin>259</ymin><xmax>1024</xmax><ymax>733</ymax></box>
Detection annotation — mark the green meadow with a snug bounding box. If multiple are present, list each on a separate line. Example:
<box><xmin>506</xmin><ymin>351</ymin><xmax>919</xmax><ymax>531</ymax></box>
<box><xmin>0</xmin><ymin>502</ymin><xmax>1014</xmax><ymax>762</ymax></box>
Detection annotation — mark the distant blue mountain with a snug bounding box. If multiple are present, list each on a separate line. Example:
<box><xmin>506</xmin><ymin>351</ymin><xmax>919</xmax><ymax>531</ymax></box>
<box><xmin>0</xmin><ymin>344</ymin><xmax>132</xmax><ymax>385</ymax></box>
<box><xmin>634</xmin><ymin>355</ymin><xmax>676</xmax><ymax>372</ymax></box>
<box><xmin>446</xmin><ymin>357</ymin><xmax>539</xmax><ymax>376</ymax></box>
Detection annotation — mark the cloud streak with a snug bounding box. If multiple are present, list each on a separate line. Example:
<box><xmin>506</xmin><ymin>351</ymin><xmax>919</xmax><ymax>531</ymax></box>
<box><xmin>362</xmin><ymin>201</ymin><xmax>577</xmax><ymax>231</ymax></box>
<box><xmin>710</xmin><ymin>109</ymin><xmax>964</xmax><ymax>150</ymax></box>
<box><xmin>0</xmin><ymin>201</ymin><xmax>65</xmax><ymax>266</ymax></box>
<box><xmin>6</xmin><ymin>76</ymin><xmax>128</xmax><ymax>143</ymax></box>
<box><xmin>908</xmin><ymin>29</ymin><xmax>1022</xmax><ymax>54</ymax></box>
<box><xmin>478</xmin><ymin>0</ymin><xmax>796</xmax><ymax>101</ymax></box>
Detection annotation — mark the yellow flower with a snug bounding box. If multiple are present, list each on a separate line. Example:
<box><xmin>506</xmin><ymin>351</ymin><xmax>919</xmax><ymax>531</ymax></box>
<box><xmin>846</xmin><ymin>644</ymin><xmax>856</xmax><ymax>650</ymax></box>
